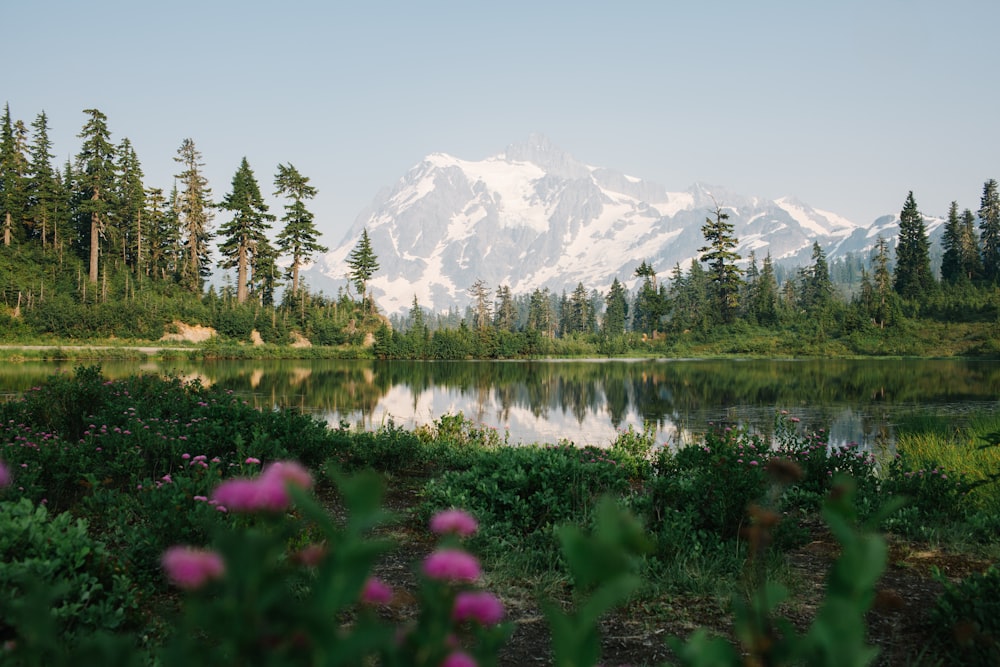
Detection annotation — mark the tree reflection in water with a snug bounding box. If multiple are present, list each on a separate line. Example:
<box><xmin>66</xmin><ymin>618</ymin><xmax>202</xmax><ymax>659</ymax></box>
<box><xmin>1</xmin><ymin>358</ymin><xmax>998</xmax><ymax>448</ymax></box>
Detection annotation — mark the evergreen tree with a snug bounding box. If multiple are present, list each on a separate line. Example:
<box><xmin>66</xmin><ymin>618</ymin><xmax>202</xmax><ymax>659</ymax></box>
<box><xmin>26</xmin><ymin>112</ymin><xmax>60</xmax><ymax>249</ymax></box>
<box><xmin>274</xmin><ymin>163</ymin><xmax>326</xmax><ymax>299</ymax></box>
<box><xmin>633</xmin><ymin>264</ymin><xmax>665</xmax><ymax>334</ymax></box>
<box><xmin>801</xmin><ymin>242</ymin><xmax>834</xmax><ymax>314</ymax></box>
<box><xmin>698</xmin><ymin>205</ymin><xmax>743</xmax><ymax>324</ymax></box>
<box><xmin>250</xmin><ymin>235</ymin><xmax>280</xmax><ymax>306</ymax></box>
<box><xmin>527</xmin><ymin>287</ymin><xmax>555</xmax><ymax>337</ymax></box>
<box><xmin>346</xmin><ymin>228</ymin><xmax>379</xmax><ymax>310</ymax></box>
<box><xmin>174</xmin><ymin>138</ymin><xmax>214</xmax><ymax>292</ymax></box>
<box><xmin>602</xmin><ymin>277</ymin><xmax>628</xmax><ymax>336</ymax></box>
<box><xmin>940</xmin><ymin>201</ymin><xmax>963</xmax><ymax>284</ymax></box>
<box><xmin>742</xmin><ymin>251</ymin><xmax>760</xmax><ymax>323</ymax></box>
<box><xmin>75</xmin><ymin>108</ymin><xmax>117</xmax><ymax>284</ymax></box>
<box><xmin>960</xmin><ymin>208</ymin><xmax>982</xmax><ymax>281</ymax></box>
<box><xmin>114</xmin><ymin>138</ymin><xmax>146</xmax><ymax>273</ymax></box>
<box><xmin>145</xmin><ymin>187</ymin><xmax>177</xmax><ymax>281</ymax></box>
<box><xmin>1</xmin><ymin>106</ymin><xmax>31</xmax><ymax>247</ymax></box>
<box><xmin>872</xmin><ymin>236</ymin><xmax>899</xmax><ymax>327</ymax></box>
<box><xmin>493</xmin><ymin>284</ymin><xmax>517</xmax><ymax>331</ymax></box>
<box><xmin>979</xmin><ymin>179</ymin><xmax>1000</xmax><ymax>282</ymax></box>
<box><xmin>755</xmin><ymin>253</ymin><xmax>780</xmax><ymax>326</ymax></box>
<box><xmin>563</xmin><ymin>282</ymin><xmax>594</xmax><ymax>334</ymax></box>
<box><xmin>468</xmin><ymin>279</ymin><xmax>492</xmax><ymax>330</ymax></box>
<box><xmin>409</xmin><ymin>295</ymin><xmax>427</xmax><ymax>334</ymax></box>
<box><xmin>892</xmin><ymin>191</ymin><xmax>934</xmax><ymax>300</ymax></box>
<box><xmin>217</xmin><ymin>157</ymin><xmax>274</xmax><ymax>304</ymax></box>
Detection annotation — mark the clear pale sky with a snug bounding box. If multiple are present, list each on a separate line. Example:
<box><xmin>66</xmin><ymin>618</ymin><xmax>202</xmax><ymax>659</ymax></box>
<box><xmin>4</xmin><ymin>0</ymin><xmax>998</xmax><ymax>248</ymax></box>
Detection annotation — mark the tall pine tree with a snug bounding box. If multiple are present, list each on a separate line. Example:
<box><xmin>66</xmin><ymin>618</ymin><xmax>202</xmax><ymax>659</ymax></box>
<box><xmin>1</xmin><ymin>104</ymin><xmax>29</xmax><ymax>247</ymax></box>
<box><xmin>75</xmin><ymin>109</ymin><xmax>116</xmax><ymax>285</ymax></box>
<box><xmin>274</xmin><ymin>163</ymin><xmax>326</xmax><ymax>300</ymax></box>
<box><xmin>940</xmin><ymin>201</ymin><xmax>963</xmax><ymax>284</ymax></box>
<box><xmin>26</xmin><ymin>111</ymin><xmax>60</xmax><ymax>249</ymax></box>
<box><xmin>602</xmin><ymin>278</ymin><xmax>628</xmax><ymax>336</ymax></box>
<box><xmin>892</xmin><ymin>191</ymin><xmax>934</xmax><ymax>300</ymax></box>
<box><xmin>979</xmin><ymin>179</ymin><xmax>1000</xmax><ymax>282</ymax></box>
<box><xmin>960</xmin><ymin>208</ymin><xmax>982</xmax><ymax>281</ymax></box>
<box><xmin>217</xmin><ymin>157</ymin><xmax>274</xmax><ymax>304</ymax></box>
<box><xmin>698</xmin><ymin>205</ymin><xmax>743</xmax><ymax>324</ymax></box>
<box><xmin>114</xmin><ymin>138</ymin><xmax>146</xmax><ymax>273</ymax></box>
<box><xmin>346</xmin><ymin>228</ymin><xmax>379</xmax><ymax>310</ymax></box>
<box><xmin>174</xmin><ymin>138</ymin><xmax>214</xmax><ymax>292</ymax></box>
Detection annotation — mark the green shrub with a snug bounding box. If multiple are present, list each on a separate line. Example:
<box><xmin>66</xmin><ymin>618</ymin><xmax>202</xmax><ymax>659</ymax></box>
<box><xmin>932</xmin><ymin>566</ymin><xmax>1000</xmax><ymax>666</ymax></box>
<box><xmin>422</xmin><ymin>443</ymin><xmax>632</xmax><ymax>569</ymax></box>
<box><xmin>0</xmin><ymin>498</ymin><xmax>138</xmax><ymax>641</ymax></box>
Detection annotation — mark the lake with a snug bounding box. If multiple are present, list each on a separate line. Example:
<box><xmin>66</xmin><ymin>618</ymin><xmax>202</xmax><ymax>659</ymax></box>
<box><xmin>1</xmin><ymin>358</ymin><xmax>998</xmax><ymax>450</ymax></box>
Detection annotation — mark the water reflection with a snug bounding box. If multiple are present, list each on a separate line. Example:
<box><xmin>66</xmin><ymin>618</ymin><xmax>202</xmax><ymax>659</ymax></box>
<box><xmin>1</xmin><ymin>358</ymin><xmax>998</xmax><ymax>449</ymax></box>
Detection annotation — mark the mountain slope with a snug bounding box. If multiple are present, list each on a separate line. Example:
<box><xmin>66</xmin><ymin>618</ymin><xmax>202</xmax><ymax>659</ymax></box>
<box><xmin>308</xmin><ymin>135</ymin><xmax>899</xmax><ymax>314</ymax></box>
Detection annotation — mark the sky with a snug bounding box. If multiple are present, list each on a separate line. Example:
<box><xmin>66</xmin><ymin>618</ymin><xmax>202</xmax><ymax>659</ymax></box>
<box><xmin>4</xmin><ymin>0</ymin><xmax>999</xmax><ymax>250</ymax></box>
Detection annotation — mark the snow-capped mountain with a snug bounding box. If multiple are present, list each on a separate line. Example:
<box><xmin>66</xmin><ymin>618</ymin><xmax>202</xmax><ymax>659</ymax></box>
<box><xmin>307</xmin><ymin>135</ymin><xmax>903</xmax><ymax>315</ymax></box>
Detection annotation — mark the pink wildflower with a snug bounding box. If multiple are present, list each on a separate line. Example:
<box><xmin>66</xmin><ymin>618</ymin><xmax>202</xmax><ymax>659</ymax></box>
<box><xmin>254</xmin><ymin>474</ymin><xmax>297</xmax><ymax>511</ymax></box>
<box><xmin>295</xmin><ymin>543</ymin><xmax>328</xmax><ymax>567</ymax></box>
<box><xmin>452</xmin><ymin>590</ymin><xmax>505</xmax><ymax>626</ymax></box>
<box><xmin>161</xmin><ymin>546</ymin><xmax>225</xmax><ymax>589</ymax></box>
<box><xmin>360</xmin><ymin>577</ymin><xmax>393</xmax><ymax>605</ymax></box>
<box><xmin>262</xmin><ymin>460</ymin><xmax>312</xmax><ymax>490</ymax></box>
<box><xmin>210</xmin><ymin>460</ymin><xmax>312</xmax><ymax>513</ymax></box>
<box><xmin>211</xmin><ymin>478</ymin><xmax>263</xmax><ymax>512</ymax></box>
<box><xmin>441</xmin><ymin>651</ymin><xmax>477</xmax><ymax>667</ymax></box>
<box><xmin>429</xmin><ymin>509</ymin><xmax>479</xmax><ymax>537</ymax></box>
<box><xmin>422</xmin><ymin>548</ymin><xmax>481</xmax><ymax>583</ymax></box>
<box><xmin>245</xmin><ymin>457</ymin><xmax>261</xmax><ymax>465</ymax></box>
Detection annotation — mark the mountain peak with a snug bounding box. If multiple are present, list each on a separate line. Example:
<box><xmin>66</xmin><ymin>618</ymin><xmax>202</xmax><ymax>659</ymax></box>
<box><xmin>309</xmin><ymin>139</ymin><xmax>887</xmax><ymax>315</ymax></box>
<box><xmin>503</xmin><ymin>134</ymin><xmax>591</xmax><ymax>179</ymax></box>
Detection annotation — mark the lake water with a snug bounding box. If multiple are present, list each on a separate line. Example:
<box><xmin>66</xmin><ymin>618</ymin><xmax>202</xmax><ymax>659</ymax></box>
<box><xmin>1</xmin><ymin>358</ymin><xmax>998</xmax><ymax>450</ymax></box>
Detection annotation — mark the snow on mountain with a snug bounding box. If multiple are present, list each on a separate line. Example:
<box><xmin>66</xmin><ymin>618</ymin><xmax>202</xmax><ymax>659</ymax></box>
<box><xmin>307</xmin><ymin>135</ymin><xmax>898</xmax><ymax>315</ymax></box>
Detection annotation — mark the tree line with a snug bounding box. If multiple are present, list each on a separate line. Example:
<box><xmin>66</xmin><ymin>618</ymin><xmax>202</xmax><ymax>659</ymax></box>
<box><xmin>3</xmin><ymin>102</ymin><xmax>999</xmax><ymax>355</ymax></box>
<box><xmin>0</xmin><ymin>103</ymin><xmax>390</xmax><ymax>344</ymax></box>
<box><xmin>0</xmin><ymin>104</ymin><xmax>337</xmax><ymax>305</ymax></box>
<box><xmin>378</xmin><ymin>186</ymin><xmax>1000</xmax><ymax>359</ymax></box>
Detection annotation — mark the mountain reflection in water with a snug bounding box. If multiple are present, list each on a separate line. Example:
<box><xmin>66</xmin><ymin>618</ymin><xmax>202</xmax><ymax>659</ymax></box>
<box><xmin>1</xmin><ymin>358</ymin><xmax>998</xmax><ymax>450</ymax></box>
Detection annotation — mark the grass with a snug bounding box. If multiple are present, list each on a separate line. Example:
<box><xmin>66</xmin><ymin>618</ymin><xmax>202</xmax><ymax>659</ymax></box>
<box><xmin>894</xmin><ymin>410</ymin><xmax>1000</xmax><ymax>512</ymax></box>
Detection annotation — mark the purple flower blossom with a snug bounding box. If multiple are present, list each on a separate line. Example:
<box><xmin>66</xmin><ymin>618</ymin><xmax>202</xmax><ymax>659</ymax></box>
<box><xmin>161</xmin><ymin>546</ymin><xmax>225</xmax><ymax>589</ymax></box>
<box><xmin>210</xmin><ymin>460</ymin><xmax>313</xmax><ymax>513</ymax></box>
<box><xmin>441</xmin><ymin>651</ymin><xmax>477</xmax><ymax>667</ymax></box>
<box><xmin>452</xmin><ymin>590</ymin><xmax>504</xmax><ymax>626</ymax></box>
<box><xmin>245</xmin><ymin>457</ymin><xmax>261</xmax><ymax>465</ymax></box>
<box><xmin>360</xmin><ymin>577</ymin><xmax>393</xmax><ymax>605</ymax></box>
<box><xmin>422</xmin><ymin>548</ymin><xmax>481</xmax><ymax>583</ymax></box>
<box><xmin>430</xmin><ymin>509</ymin><xmax>479</xmax><ymax>537</ymax></box>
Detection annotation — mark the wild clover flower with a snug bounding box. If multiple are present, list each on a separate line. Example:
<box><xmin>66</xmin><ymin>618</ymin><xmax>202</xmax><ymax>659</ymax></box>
<box><xmin>452</xmin><ymin>591</ymin><xmax>504</xmax><ymax>626</ymax></box>
<box><xmin>360</xmin><ymin>577</ymin><xmax>394</xmax><ymax>605</ymax></box>
<box><xmin>430</xmin><ymin>509</ymin><xmax>479</xmax><ymax>537</ymax></box>
<box><xmin>441</xmin><ymin>652</ymin><xmax>478</xmax><ymax>667</ymax></box>
<box><xmin>422</xmin><ymin>548</ymin><xmax>481</xmax><ymax>583</ymax></box>
<box><xmin>161</xmin><ymin>546</ymin><xmax>225</xmax><ymax>589</ymax></box>
<box><xmin>211</xmin><ymin>460</ymin><xmax>313</xmax><ymax>513</ymax></box>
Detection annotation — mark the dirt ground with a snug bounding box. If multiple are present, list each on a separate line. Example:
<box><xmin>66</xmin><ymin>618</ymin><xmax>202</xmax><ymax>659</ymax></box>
<box><xmin>331</xmin><ymin>480</ymin><xmax>993</xmax><ymax>666</ymax></box>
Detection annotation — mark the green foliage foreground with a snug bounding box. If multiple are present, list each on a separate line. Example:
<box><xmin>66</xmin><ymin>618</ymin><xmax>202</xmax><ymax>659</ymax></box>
<box><xmin>0</xmin><ymin>368</ymin><xmax>997</xmax><ymax>666</ymax></box>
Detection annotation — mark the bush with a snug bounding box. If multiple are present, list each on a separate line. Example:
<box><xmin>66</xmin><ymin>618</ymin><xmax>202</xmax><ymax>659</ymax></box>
<box><xmin>0</xmin><ymin>498</ymin><xmax>138</xmax><ymax>641</ymax></box>
<box><xmin>422</xmin><ymin>443</ymin><xmax>632</xmax><ymax>569</ymax></box>
<box><xmin>932</xmin><ymin>566</ymin><xmax>1000</xmax><ymax>666</ymax></box>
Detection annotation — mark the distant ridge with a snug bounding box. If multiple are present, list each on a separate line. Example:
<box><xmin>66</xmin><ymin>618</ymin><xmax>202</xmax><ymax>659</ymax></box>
<box><xmin>306</xmin><ymin>136</ymin><xmax>932</xmax><ymax>314</ymax></box>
